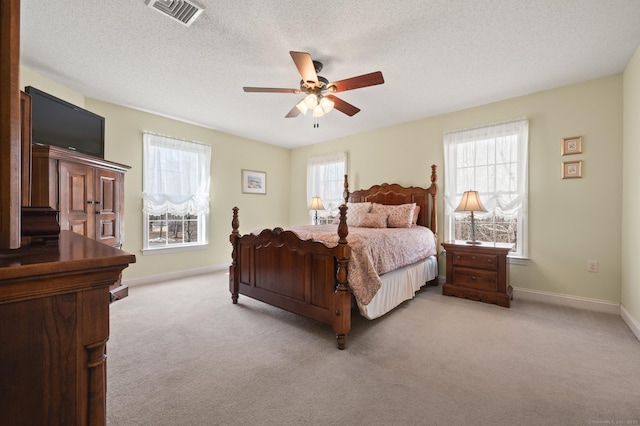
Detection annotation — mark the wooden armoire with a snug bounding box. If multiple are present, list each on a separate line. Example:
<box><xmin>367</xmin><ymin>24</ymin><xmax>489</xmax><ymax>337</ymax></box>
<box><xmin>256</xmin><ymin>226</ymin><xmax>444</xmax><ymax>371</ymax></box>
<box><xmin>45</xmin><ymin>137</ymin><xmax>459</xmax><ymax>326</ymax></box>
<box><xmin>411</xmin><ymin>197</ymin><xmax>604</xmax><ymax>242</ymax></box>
<box><xmin>31</xmin><ymin>144</ymin><xmax>129</xmax><ymax>249</ymax></box>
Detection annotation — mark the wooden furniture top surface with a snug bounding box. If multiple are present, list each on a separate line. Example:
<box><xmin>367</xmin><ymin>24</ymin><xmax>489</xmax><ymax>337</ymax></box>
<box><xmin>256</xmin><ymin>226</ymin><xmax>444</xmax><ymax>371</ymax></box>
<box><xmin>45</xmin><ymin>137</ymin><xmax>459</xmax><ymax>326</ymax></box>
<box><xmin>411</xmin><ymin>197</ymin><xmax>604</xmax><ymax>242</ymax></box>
<box><xmin>0</xmin><ymin>230</ymin><xmax>136</xmax><ymax>281</ymax></box>
<box><xmin>442</xmin><ymin>241</ymin><xmax>513</xmax><ymax>254</ymax></box>
<box><xmin>31</xmin><ymin>144</ymin><xmax>131</xmax><ymax>172</ymax></box>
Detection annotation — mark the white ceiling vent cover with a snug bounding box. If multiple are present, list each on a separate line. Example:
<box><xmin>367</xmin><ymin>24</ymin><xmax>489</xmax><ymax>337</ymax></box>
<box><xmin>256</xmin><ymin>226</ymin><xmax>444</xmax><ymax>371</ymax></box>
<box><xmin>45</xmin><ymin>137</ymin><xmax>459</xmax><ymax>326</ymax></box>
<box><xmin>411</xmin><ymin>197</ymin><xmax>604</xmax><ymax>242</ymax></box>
<box><xmin>145</xmin><ymin>0</ymin><xmax>204</xmax><ymax>27</ymax></box>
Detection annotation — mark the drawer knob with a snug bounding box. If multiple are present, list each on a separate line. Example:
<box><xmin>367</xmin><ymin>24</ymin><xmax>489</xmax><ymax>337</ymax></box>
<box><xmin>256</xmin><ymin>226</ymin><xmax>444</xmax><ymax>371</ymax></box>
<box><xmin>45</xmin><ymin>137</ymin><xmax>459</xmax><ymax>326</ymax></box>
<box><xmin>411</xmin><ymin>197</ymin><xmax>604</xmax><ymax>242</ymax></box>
<box><xmin>487</xmin><ymin>259</ymin><xmax>492</xmax><ymax>263</ymax></box>
<box><xmin>472</xmin><ymin>255</ymin><xmax>476</xmax><ymax>260</ymax></box>
<box><xmin>456</xmin><ymin>255</ymin><xmax>461</xmax><ymax>260</ymax></box>
<box><xmin>471</xmin><ymin>275</ymin><xmax>477</xmax><ymax>280</ymax></box>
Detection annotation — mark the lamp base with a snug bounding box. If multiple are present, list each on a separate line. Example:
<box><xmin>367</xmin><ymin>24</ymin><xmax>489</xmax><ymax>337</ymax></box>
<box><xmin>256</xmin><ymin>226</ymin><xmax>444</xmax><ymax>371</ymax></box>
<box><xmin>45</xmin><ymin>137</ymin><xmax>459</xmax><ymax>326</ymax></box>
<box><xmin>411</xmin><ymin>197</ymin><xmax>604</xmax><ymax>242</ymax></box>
<box><xmin>465</xmin><ymin>240</ymin><xmax>482</xmax><ymax>245</ymax></box>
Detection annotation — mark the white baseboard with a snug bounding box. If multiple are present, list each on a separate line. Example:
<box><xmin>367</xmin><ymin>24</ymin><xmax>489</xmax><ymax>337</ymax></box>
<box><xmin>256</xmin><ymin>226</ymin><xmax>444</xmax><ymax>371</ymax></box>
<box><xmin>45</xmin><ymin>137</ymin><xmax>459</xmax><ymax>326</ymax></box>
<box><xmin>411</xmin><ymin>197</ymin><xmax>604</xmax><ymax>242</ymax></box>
<box><xmin>513</xmin><ymin>287</ymin><xmax>620</xmax><ymax>315</ymax></box>
<box><xmin>620</xmin><ymin>304</ymin><xmax>640</xmax><ymax>341</ymax></box>
<box><xmin>122</xmin><ymin>264</ymin><xmax>228</xmax><ymax>287</ymax></box>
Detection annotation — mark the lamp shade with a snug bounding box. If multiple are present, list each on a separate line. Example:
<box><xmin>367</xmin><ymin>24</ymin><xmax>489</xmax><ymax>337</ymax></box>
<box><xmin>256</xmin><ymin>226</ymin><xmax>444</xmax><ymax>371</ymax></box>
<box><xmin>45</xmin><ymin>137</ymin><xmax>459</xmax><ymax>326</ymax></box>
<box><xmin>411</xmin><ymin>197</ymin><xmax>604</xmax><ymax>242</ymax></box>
<box><xmin>304</xmin><ymin>94</ymin><xmax>318</xmax><ymax>109</ymax></box>
<box><xmin>319</xmin><ymin>96</ymin><xmax>334</xmax><ymax>113</ymax></box>
<box><xmin>454</xmin><ymin>191</ymin><xmax>487</xmax><ymax>213</ymax></box>
<box><xmin>312</xmin><ymin>105</ymin><xmax>325</xmax><ymax>118</ymax></box>
<box><xmin>308</xmin><ymin>196</ymin><xmax>325</xmax><ymax>211</ymax></box>
<box><xmin>295</xmin><ymin>100</ymin><xmax>309</xmax><ymax>115</ymax></box>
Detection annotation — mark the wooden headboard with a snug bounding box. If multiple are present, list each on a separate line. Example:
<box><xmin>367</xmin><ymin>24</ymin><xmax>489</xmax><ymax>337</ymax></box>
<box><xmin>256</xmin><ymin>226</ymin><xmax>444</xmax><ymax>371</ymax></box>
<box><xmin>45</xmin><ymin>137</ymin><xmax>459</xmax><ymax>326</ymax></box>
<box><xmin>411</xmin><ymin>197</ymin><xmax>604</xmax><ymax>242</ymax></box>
<box><xmin>346</xmin><ymin>164</ymin><xmax>437</xmax><ymax>235</ymax></box>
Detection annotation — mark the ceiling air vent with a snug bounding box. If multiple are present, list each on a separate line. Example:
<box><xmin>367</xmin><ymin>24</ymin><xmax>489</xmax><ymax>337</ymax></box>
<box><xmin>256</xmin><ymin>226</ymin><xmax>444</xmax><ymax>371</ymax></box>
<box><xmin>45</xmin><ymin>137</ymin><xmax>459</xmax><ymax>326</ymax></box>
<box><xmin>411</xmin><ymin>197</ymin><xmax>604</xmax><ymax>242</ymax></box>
<box><xmin>145</xmin><ymin>0</ymin><xmax>204</xmax><ymax>27</ymax></box>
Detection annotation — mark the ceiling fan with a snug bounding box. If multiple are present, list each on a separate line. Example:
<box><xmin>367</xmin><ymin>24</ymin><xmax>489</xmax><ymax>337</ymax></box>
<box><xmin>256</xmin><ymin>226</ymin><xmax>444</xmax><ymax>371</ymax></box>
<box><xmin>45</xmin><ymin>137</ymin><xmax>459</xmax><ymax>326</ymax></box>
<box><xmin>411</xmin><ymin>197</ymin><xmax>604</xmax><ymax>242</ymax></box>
<box><xmin>243</xmin><ymin>51</ymin><xmax>384</xmax><ymax>122</ymax></box>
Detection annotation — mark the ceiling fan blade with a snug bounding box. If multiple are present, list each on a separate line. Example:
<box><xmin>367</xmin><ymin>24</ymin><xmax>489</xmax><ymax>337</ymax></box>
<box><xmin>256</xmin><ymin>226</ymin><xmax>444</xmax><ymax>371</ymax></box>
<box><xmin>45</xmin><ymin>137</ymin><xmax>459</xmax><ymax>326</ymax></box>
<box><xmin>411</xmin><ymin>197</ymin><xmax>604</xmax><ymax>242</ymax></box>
<box><xmin>243</xmin><ymin>87</ymin><xmax>300</xmax><ymax>94</ymax></box>
<box><xmin>290</xmin><ymin>51</ymin><xmax>319</xmax><ymax>88</ymax></box>
<box><xmin>325</xmin><ymin>95</ymin><xmax>360</xmax><ymax>116</ymax></box>
<box><xmin>285</xmin><ymin>103</ymin><xmax>302</xmax><ymax>118</ymax></box>
<box><xmin>327</xmin><ymin>71</ymin><xmax>384</xmax><ymax>93</ymax></box>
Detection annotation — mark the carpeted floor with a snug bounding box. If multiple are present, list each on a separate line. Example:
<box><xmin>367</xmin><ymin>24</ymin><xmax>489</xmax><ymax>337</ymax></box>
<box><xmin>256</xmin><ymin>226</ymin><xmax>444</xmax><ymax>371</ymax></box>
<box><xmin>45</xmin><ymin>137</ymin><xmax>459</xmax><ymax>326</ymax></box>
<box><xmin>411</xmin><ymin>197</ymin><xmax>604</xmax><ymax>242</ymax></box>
<box><xmin>107</xmin><ymin>272</ymin><xmax>640</xmax><ymax>425</ymax></box>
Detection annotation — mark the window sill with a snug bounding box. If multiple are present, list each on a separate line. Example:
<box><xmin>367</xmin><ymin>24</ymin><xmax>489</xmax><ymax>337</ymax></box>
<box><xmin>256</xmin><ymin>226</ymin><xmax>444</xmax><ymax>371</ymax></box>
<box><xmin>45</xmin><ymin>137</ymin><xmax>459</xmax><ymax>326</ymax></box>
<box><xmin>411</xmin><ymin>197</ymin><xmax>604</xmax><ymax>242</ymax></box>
<box><xmin>142</xmin><ymin>243</ymin><xmax>209</xmax><ymax>256</ymax></box>
<box><xmin>507</xmin><ymin>256</ymin><xmax>529</xmax><ymax>266</ymax></box>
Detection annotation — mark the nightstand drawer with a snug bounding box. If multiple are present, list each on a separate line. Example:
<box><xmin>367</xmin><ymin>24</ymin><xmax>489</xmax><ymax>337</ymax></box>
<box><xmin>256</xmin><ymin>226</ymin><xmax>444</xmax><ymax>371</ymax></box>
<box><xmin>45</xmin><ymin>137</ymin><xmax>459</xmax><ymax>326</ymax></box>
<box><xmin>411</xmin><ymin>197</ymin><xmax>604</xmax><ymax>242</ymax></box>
<box><xmin>451</xmin><ymin>252</ymin><xmax>498</xmax><ymax>270</ymax></box>
<box><xmin>452</xmin><ymin>267</ymin><xmax>498</xmax><ymax>292</ymax></box>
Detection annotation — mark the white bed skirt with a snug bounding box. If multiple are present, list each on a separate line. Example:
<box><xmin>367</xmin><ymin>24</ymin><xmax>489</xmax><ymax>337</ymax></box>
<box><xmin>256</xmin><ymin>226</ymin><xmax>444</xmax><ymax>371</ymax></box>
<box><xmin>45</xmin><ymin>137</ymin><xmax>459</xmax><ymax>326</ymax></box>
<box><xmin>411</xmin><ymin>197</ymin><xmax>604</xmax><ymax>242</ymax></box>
<box><xmin>357</xmin><ymin>255</ymin><xmax>438</xmax><ymax>320</ymax></box>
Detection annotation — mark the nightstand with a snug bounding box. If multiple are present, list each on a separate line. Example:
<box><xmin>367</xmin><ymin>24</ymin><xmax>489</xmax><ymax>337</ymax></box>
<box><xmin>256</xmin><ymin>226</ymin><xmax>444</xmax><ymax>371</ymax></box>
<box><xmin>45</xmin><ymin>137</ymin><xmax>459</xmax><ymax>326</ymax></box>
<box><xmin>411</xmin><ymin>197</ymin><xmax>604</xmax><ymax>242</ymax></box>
<box><xmin>441</xmin><ymin>241</ymin><xmax>513</xmax><ymax>307</ymax></box>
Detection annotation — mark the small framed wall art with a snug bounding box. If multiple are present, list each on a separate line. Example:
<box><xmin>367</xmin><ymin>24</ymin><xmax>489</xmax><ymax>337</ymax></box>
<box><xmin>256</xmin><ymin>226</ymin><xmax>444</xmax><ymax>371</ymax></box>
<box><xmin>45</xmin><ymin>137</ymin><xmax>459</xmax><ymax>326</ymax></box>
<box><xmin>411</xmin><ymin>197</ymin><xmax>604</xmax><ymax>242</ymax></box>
<box><xmin>561</xmin><ymin>136</ymin><xmax>582</xmax><ymax>155</ymax></box>
<box><xmin>241</xmin><ymin>169</ymin><xmax>267</xmax><ymax>194</ymax></box>
<box><xmin>561</xmin><ymin>160</ymin><xmax>582</xmax><ymax>179</ymax></box>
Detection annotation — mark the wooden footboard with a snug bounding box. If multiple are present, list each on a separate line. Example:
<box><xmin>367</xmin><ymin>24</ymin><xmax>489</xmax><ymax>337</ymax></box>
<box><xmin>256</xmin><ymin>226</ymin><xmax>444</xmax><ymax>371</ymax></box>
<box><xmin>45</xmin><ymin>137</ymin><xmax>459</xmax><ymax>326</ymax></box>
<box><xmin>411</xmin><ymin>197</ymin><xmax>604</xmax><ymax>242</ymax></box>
<box><xmin>229</xmin><ymin>205</ymin><xmax>352</xmax><ymax>349</ymax></box>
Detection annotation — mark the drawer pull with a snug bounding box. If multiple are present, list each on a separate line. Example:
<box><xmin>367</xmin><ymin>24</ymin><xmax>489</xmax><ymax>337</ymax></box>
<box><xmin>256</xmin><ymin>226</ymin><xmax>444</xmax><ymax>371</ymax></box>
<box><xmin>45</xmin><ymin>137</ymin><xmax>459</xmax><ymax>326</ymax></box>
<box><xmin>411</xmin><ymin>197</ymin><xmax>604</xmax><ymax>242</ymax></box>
<box><xmin>487</xmin><ymin>259</ymin><xmax>493</xmax><ymax>263</ymax></box>
<box><xmin>471</xmin><ymin>275</ymin><xmax>477</xmax><ymax>280</ymax></box>
<box><xmin>472</xmin><ymin>255</ymin><xmax>476</xmax><ymax>260</ymax></box>
<box><xmin>456</xmin><ymin>255</ymin><xmax>461</xmax><ymax>260</ymax></box>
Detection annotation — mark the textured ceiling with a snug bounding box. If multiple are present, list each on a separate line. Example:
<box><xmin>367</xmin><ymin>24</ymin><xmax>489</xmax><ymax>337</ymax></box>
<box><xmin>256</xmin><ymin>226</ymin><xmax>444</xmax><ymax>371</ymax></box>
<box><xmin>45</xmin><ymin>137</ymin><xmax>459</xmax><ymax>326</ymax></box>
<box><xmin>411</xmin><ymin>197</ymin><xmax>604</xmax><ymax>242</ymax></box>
<box><xmin>20</xmin><ymin>0</ymin><xmax>640</xmax><ymax>149</ymax></box>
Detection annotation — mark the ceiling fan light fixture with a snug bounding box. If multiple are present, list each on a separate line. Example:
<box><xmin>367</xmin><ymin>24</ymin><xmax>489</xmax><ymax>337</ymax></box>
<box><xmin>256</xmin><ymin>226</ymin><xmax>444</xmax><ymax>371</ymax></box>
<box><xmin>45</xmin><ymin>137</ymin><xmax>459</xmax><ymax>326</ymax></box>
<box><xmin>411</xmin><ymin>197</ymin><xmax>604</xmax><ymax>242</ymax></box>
<box><xmin>320</xmin><ymin>96</ymin><xmax>334</xmax><ymax>113</ymax></box>
<box><xmin>295</xmin><ymin>100</ymin><xmax>309</xmax><ymax>115</ymax></box>
<box><xmin>312</xmin><ymin>105</ymin><xmax>325</xmax><ymax>118</ymax></box>
<box><xmin>304</xmin><ymin>94</ymin><xmax>318</xmax><ymax>109</ymax></box>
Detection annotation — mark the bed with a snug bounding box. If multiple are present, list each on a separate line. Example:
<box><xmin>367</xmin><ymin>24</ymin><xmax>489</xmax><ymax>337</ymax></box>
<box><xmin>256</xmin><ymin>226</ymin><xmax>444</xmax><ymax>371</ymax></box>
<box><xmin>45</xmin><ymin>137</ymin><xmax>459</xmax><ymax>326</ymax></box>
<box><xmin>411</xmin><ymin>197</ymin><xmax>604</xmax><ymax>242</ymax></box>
<box><xmin>229</xmin><ymin>165</ymin><xmax>438</xmax><ymax>349</ymax></box>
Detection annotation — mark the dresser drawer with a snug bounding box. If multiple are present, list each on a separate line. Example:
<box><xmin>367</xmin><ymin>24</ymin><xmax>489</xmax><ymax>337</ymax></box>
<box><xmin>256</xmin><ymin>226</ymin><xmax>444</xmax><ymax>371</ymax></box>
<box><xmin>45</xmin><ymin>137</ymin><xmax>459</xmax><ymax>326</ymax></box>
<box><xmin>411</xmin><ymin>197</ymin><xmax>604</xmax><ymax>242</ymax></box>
<box><xmin>451</xmin><ymin>251</ymin><xmax>498</xmax><ymax>270</ymax></box>
<box><xmin>452</xmin><ymin>267</ymin><xmax>498</xmax><ymax>292</ymax></box>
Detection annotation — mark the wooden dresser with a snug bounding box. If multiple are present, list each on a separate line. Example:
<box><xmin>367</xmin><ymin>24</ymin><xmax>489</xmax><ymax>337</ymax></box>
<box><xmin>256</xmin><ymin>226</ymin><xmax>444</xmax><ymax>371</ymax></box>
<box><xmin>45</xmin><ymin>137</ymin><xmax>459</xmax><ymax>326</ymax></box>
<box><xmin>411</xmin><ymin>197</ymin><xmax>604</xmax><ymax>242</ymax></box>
<box><xmin>441</xmin><ymin>241</ymin><xmax>513</xmax><ymax>307</ymax></box>
<box><xmin>0</xmin><ymin>231</ymin><xmax>135</xmax><ymax>425</ymax></box>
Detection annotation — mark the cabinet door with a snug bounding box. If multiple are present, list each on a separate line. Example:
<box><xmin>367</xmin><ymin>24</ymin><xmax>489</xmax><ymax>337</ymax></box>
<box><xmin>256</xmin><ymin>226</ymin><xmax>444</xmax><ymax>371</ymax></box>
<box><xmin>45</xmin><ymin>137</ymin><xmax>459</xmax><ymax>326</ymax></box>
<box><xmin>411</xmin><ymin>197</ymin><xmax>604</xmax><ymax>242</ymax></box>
<box><xmin>95</xmin><ymin>169</ymin><xmax>120</xmax><ymax>247</ymax></box>
<box><xmin>59</xmin><ymin>162</ymin><xmax>95</xmax><ymax>238</ymax></box>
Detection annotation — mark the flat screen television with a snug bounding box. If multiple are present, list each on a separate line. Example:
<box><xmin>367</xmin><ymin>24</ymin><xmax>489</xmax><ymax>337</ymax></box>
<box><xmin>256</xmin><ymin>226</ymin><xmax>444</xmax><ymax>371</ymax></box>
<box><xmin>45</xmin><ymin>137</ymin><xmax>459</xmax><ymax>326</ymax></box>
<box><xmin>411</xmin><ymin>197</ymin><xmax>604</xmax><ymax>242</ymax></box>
<box><xmin>26</xmin><ymin>86</ymin><xmax>105</xmax><ymax>159</ymax></box>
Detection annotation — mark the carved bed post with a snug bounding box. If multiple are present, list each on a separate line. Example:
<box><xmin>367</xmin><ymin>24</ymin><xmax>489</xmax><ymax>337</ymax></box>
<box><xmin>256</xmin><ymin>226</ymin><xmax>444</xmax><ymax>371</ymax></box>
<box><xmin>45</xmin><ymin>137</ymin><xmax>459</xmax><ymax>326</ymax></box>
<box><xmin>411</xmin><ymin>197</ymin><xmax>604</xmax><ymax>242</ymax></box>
<box><xmin>334</xmin><ymin>194</ymin><xmax>352</xmax><ymax>349</ymax></box>
<box><xmin>429</xmin><ymin>164</ymin><xmax>438</xmax><ymax>240</ymax></box>
<box><xmin>229</xmin><ymin>207</ymin><xmax>240</xmax><ymax>304</ymax></box>
<box><xmin>342</xmin><ymin>174</ymin><xmax>350</xmax><ymax>205</ymax></box>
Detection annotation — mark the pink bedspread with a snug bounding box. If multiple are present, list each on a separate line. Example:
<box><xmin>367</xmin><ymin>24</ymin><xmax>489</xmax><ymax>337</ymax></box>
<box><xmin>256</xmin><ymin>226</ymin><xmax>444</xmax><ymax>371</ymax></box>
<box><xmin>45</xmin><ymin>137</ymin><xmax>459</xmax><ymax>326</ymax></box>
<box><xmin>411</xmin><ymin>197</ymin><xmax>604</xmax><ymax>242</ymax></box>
<box><xmin>287</xmin><ymin>225</ymin><xmax>437</xmax><ymax>305</ymax></box>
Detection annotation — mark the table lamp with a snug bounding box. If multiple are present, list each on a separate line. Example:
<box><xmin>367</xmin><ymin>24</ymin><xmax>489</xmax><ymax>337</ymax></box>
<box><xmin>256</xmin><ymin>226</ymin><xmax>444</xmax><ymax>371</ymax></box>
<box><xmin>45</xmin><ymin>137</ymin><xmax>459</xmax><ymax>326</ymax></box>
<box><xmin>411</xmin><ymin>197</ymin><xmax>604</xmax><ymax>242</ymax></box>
<box><xmin>309</xmin><ymin>197</ymin><xmax>325</xmax><ymax>225</ymax></box>
<box><xmin>455</xmin><ymin>190</ymin><xmax>487</xmax><ymax>244</ymax></box>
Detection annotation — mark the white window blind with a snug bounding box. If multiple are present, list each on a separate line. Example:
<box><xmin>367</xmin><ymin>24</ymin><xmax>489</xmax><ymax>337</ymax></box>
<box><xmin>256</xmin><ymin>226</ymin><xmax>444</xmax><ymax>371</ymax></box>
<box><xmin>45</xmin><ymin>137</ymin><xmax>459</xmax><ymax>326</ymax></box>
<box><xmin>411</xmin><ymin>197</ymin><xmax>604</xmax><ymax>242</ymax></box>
<box><xmin>443</xmin><ymin>118</ymin><xmax>529</xmax><ymax>258</ymax></box>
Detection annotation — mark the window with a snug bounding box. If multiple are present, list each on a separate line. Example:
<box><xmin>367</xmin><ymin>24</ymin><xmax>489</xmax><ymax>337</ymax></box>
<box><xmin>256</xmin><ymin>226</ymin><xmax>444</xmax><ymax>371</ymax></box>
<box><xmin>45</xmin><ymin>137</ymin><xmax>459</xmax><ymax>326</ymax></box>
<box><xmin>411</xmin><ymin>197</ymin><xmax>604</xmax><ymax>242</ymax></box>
<box><xmin>142</xmin><ymin>133</ymin><xmax>211</xmax><ymax>252</ymax></box>
<box><xmin>444</xmin><ymin>119</ymin><xmax>529</xmax><ymax>258</ymax></box>
<box><xmin>307</xmin><ymin>152</ymin><xmax>347</xmax><ymax>224</ymax></box>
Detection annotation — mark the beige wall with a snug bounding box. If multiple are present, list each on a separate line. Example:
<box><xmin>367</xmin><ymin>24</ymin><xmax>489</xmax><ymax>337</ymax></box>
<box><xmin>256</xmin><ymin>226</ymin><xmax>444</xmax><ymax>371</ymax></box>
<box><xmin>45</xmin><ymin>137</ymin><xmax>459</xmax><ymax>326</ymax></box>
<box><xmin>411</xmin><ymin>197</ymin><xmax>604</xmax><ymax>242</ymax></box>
<box><xmin>21</xmin><ymin>67</ymin><xmax>290</xmax><ymax>280</ymax></box>
<box><xmin>21</xmin><ymin>65</ymin><xmax>630</xmax><ymax>309</ymax></box>
<box><xmin>622</xmin><ymin>46</ymin><xmax>640</xmax><ymax>324</ymax></box>
<box><xmin>291</xmin><ymin>75</ymin><xmax>624</xmax><ymax>303</ymax></box>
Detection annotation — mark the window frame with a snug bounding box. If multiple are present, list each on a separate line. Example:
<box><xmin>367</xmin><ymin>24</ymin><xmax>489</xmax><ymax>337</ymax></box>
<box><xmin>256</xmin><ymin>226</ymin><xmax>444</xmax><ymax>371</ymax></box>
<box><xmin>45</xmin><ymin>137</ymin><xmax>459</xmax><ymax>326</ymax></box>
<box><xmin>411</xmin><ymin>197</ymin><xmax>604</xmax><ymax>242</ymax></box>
<box><xmin>443</xmin><ymin>118</ymin><xmax>529</xmax><ymax>259</ymax></box>
<box><xmin>306</xmin><ymin>152</ymin><xmax>347</xmax><ymax>224</ymax></box>
<box><xmin>142</xmin><ymin>133</ymin><xmax>211</xmax><ymax>254</ymax></box>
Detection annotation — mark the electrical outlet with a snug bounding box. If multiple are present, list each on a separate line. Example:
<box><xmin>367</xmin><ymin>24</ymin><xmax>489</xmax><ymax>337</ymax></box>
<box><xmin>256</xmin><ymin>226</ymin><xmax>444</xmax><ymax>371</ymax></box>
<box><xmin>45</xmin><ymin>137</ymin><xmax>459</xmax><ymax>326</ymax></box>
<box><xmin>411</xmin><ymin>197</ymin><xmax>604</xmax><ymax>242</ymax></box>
<box><xmin>587</xmin><ymin>260</ymin><xmax>598</xmax><ymax>273</ymax></box>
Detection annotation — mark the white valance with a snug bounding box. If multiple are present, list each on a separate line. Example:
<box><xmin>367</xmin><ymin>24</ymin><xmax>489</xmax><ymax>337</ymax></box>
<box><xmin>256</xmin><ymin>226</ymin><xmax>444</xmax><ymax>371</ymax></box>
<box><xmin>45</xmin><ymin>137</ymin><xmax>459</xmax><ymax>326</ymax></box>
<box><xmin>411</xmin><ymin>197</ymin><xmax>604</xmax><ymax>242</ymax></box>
<box><xmin>142</xmin><ymin>133</ymin><xmax>211</xmax><ymax>216</ymax></box>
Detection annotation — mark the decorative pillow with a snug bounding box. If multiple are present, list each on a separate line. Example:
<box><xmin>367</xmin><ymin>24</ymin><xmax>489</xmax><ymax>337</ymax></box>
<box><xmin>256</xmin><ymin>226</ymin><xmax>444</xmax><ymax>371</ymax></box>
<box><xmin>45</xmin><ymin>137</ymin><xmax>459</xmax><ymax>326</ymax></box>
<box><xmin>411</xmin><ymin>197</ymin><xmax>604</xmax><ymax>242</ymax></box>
<box><xmin>332</xmin><ymin>202</ymin><xmax>372</xmax><ymax>224</ymax></box>
<box><xmin>371</xmin><ymin>203</ymin><xmax>416</xmax><ymax>228</ymax></box>
<box><xmin>353</xmin><ymin>212</ymin><xmax>388</xmax><ymax>228</ymax></box>
<box><xmin>412</xmin><ymin>205</ymin><xmax>421</xmax><ymax>225</ymax></box>
<box><xmin>347</xmin><ymin>202</ymin><xmax>372</xmax><ymax>214</ymax></box>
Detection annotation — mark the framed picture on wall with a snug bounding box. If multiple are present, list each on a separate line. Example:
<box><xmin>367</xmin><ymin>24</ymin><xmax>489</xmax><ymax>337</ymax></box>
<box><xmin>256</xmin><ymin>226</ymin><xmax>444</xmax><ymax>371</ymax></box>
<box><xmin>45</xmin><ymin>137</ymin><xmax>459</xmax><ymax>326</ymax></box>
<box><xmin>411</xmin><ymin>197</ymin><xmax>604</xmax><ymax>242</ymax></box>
<box><xmin>241</xmin><ymin>169</ymin><xmax>266</xmax><ymax>194</ymax></box>
<box><xmin>561</xmin><ymin>160</ymin><xmax>582</xmax><ymax>179</ymax></box>
<box><xmin>561</xmin><ymin>136</ymin><xmax>582</xmax><ymax>155</ymax></box>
